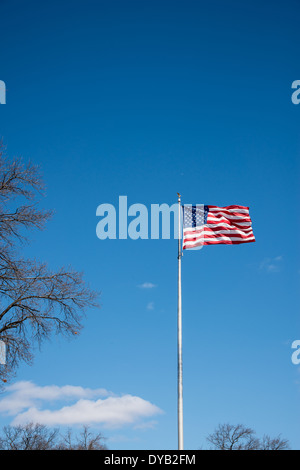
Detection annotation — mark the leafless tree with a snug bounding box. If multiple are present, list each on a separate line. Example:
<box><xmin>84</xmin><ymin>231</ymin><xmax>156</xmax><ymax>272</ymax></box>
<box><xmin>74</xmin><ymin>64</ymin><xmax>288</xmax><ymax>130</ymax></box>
<box><xmin>0</xmin><ymin>142</ymin><xmax>99</xmax><ymax>385</ymax></box>
<box><xmin>260</xmin><ymin>434</ymin><xmax>290</xmax><ymax>450</ymax></box>
<box><xmin>56</xmin><ymin>425</ymin><xmax>107</xmax><ymax>450</ymax></box>
<box><xmin>0</xmin><ymin>423</ymin><xmax>107</xmax><ymax>450</ymax></box>
<box><xmin>206</xmin><ymin>423</ymin><xmax>290</xmax><ymax>450</ymax></box>
<box><xmin>0</xmin><ymin>422</ymin><xmax>59</xmax><ymax>450</ymax></box>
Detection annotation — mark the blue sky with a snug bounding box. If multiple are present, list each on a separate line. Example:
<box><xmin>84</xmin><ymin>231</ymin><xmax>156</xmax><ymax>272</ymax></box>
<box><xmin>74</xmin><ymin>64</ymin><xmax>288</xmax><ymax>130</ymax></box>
<box><xmin>0</xmin><ymin>0</ymin><xmax>299</xmax><ymax>450</ymax></box>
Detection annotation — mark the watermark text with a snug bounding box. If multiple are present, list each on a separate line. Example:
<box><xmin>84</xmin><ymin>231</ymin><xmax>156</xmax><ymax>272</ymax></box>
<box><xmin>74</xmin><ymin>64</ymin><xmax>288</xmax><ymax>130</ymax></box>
<box><xmin>291</xmin><ymin>340</ymin><xmax>300</xmax><ymax>365</ymax></box>
<box><xmin>0</xmin><ymin>340</ymin><xmax>6</xmax><ymax>365</ymax></box>
<box><xmin>96</xmin><ymin>196</ymin><xmax>180</xmax><ymax>241</ymax></box>
<box><xmin>291</xmin><ymin>80</ymin><xmax>300</xmax><ymax>105</ymax></box>
<box><xmin>0</xmin><ymin>80</ymin><xmax>6</xmax><ymax>104</ymax></box>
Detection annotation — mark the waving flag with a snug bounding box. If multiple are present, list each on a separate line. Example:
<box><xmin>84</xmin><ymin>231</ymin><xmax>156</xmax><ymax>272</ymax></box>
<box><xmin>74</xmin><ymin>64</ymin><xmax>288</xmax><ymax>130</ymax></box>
<box><xmin>182</xmin><ymin>204</ymin><xmax>255</xmax><ymax>249</ymax></box>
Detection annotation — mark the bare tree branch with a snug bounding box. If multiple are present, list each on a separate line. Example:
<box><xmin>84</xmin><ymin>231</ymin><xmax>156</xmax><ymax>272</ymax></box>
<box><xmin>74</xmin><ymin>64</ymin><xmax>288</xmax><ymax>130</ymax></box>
<box><xmin>0</xmin><ymin>142</ymin><xmax>99</xmax><ymax>385</ymax></box>
<box><xmin>206</xmin><ymin>423</ymin><xmax>290</xmax><ymax>450</ymax></box>
<box><xmin>0</xmin><ymin>423</ymin><xmax>107</xmax><ymax>450</ymax></box>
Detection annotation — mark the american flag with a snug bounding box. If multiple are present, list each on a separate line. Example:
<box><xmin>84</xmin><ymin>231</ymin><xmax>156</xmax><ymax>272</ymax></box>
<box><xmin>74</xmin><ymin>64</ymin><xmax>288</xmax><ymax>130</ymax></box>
<box><xmin>182</xmin><ymin>204</ymin><xmax>255</xmax><ymax>249</ymax></box>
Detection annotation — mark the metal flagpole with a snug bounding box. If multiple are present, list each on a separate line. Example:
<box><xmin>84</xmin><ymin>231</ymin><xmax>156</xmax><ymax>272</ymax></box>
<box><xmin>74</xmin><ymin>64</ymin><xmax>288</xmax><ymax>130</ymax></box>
<box><xmin>177</xmin><ymin>193</ymin><xmax>184</xmax><ymax>450</ymax></box>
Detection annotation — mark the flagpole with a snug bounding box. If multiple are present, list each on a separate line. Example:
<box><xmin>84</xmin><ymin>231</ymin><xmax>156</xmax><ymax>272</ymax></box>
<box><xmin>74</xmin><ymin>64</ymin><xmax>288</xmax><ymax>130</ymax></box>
<box><xmin>177</xmin><ymin>193</ymin><xmax>184</xmax><ymax>450</ymax></box>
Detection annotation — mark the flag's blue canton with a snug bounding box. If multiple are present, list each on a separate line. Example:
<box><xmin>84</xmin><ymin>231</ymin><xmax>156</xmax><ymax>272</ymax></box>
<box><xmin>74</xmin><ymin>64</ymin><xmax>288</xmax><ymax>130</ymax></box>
<box><xmin>204</xmin><ymin>205</ymin><xmax>209</xmax><ymax>223</ymax></box>
<box><xmin>183</xmin><ymin>205</ymin><xmax>209</xmax><ymax>228</ymax></box>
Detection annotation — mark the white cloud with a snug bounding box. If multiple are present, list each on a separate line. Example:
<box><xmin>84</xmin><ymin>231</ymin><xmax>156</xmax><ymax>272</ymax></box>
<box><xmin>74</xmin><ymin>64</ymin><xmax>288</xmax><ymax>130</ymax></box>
<box><xmin>259</xmin><ymin>256</ymin><xmax>283</xmax><ymax>273</ymax></box>
<box><xmin>138</xmin><ymin>282</ymin><xmax>157</xmax><ymax>289</ymax></box>
<box><xmin>0</xmin><ymin>381</ymin><xmax>108</xmax><ymax>415</ymax></box>
<box><xmin>0</xmin><ymin>381</ymin><xmax>163</xmax><ymax>429</ymax></box>
<box><xmin>133</xmin><ymin>420</ymin><xmax>158</xmax><ymax>430</ymax></box>
<box><xmin>147</xmin><ymin>302</ymin><xmax>154</xmax><ymax>310</ymax></box>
